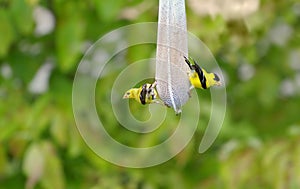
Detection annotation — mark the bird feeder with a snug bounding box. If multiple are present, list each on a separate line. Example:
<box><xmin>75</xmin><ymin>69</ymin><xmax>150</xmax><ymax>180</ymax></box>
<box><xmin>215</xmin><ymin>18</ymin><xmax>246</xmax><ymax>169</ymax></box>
<box><xmin>155</xmin><ymin>0</ymin><xmax>191</xmax><ymax>114</ymax></box>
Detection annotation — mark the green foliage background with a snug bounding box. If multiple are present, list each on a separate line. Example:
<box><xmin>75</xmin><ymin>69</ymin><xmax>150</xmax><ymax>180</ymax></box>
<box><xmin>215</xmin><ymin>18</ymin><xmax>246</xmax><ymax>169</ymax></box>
<box><xmin>1</xmin><ymin>0</ymin><xmax>300</xmax><ymax>188</ymax></box>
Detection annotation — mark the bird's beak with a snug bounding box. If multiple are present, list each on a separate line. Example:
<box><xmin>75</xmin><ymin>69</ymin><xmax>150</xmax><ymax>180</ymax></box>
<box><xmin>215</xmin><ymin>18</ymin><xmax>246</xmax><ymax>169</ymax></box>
<box><xmin>216</xmin><ymin>81</ymin><xmax>222</xmax><ymax>86</ymax></box>
<box><xmin>123</xmin><ymin>93</ymin><xmax>129</xmax><ymax>99</ymax></box>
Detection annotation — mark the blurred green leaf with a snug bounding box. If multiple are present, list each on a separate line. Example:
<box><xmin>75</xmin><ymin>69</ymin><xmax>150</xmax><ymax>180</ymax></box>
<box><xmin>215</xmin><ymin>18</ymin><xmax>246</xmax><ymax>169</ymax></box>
<box><xmin>0</xmin><ymin>145</ymin><xmax>8</xmax><ymax>175</ymax></box>
<box><xmin>10</xmin><ymin>0</ymin><xmax>34</xmax><ymax>35</ymax></box>
<box><xmin>93</xmin><ymin>0</ymin><xmax>124</xmax><ymax>22</ymax></box>
<box><xmin>0</xmin><ymin>10</ymin><xmax>15</xmax><ymax>57</ymax></box>
<box><xmin>56</xmin><ymin>18</ymin><xmax>85</xmax><ymax>72</ymax></box>
<box><xmin>26</xmin><ymin>95</ymin><xmax>51</xmax><ymax>140</ymax></box>
<box><xmin>9</xmin><ymin>134</ymin><xmax>28</xmax><ymax>158</ymax></box>
<box><xmin>40</xmin><ymin>141</ymin><xmax>65</xmax><ymax>189</ymax></box>
<box><xmin>68</xmin><ymin>121</ymin><xmax>83</xmax><ymax>158</ymax></box>
<box><xmin>50</xmin><ymin>113</ymin><xmax>68</xmax><ymax>147</ymax></box>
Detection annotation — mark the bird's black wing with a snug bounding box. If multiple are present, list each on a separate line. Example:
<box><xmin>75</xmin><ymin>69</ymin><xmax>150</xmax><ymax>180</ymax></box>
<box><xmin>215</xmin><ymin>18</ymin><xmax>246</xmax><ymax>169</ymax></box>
<box><xmin>147</xmin><ymin>83</ymin><xmax>155</xmax><ymax>100</ymax></box>
<box><xmin>139</xmin><ymin>84</ymin><xmax>147</xmax><ymax>105</ymax></box>
<box><xmin>193</xmin><ymin>61</ymin><xmax>207</xmax><ymax>89</ymax></box>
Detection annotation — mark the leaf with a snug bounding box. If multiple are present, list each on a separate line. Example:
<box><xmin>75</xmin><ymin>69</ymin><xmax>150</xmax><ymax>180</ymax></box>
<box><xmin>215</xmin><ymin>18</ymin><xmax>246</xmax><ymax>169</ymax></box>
<box><xmin>9</xmin><ymin>135</ymin><xmax>28</xmax><ymax>158</ymax></box>
<box><xmin>93</xmin><ymin>0</ymin><xmax>124</xmax><ymax>22</ymax></box>
<box><xmin>56</xmin><ymin>18</ymin><xmax>84</xmax><ymax>72</ymax></box>
<box><xmin>50</xmin><ymin>113</ymin><xmax>68</xmax><ymax>147</ymax></box>
<box><xmin>40</xmin><ymin>141</ymin><xmax>65</xmax><ymax>189</ymax></box>
<box><xmin>68</xmin><ymin>123</ymin><xmax>82</xmax><ymax>158</ymax></box>
<box><xmin>0</xmin><ymin>146</ymin><xmax>7</xmax><ymax>175</ymax></box>
<box><xmin>0</xmin><ymin>10</ymin><xmax>15</xmax><ymax>57</ymax></box>
<box><xmin>26</xmin><ymin>95</ymin><xmax>51</xmax><ymax>140</ymax></box>
<box><xmin>10</xmin><ymin>0</ymin><xmax>34</xmax><ymax>35</ymax></box>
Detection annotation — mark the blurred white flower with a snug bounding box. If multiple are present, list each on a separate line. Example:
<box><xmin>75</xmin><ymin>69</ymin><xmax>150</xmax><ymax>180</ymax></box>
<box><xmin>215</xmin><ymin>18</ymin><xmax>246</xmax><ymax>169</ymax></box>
<box><xmin>28</xmin><ymin>61</ymin><xmax>54</xmax><ymax>94</ymax></box>
<box><xmin>1</xmin><ymin>63</ymin><xmax>12</xmax><ymax>79</ymax></box>
<box><xmin>288</xmin><ymin>125</ymin><xmax>300</xmax><ymax>136</ymax></box>
<box><xmin>19</xmin><ymin>41</ymin><xmax>42</xmax><ymax>56</ymax></box>
<box><xmin>295</xmin><ymin>73</ymin><xmax>300</xmax><ymax>89</ymax></box>
<box><xmin>293</xmin><ymin>3</ymin><xmax>300</xmax><ymax>16</ymax></box>
<box><xmin>289</xmin><ymin>50</ymin><xmax>300</xmax><ymax>71</ymax></box>
<box><xmin>33</xmin><ymin>6</ymin><xmax>55</xmax><ymax>36</ymax></box>
<box><xmin>268</xmin><ymin>21</ymin><xmax>293</xmax><ymax>47</ymax></box>
<box><xmin>238</xmin><ymin>63</ymin><xmax>255</xmax><ymax>81</ymax></box>
<box><xmin>188</xmin><ymin>0</ymin><xmax>260</xmax><ymax>20</ymax></box>
<box><xmin>280</xmin><ymin>79</ymin><xmax>295</xmax><ymax>97</ymax></box>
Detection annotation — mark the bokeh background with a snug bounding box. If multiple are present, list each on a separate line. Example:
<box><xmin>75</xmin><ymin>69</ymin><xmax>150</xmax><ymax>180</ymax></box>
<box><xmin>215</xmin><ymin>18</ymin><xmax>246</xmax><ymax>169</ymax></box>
<box><xmin>1</xmin><ymin>0</ymin><xmax>300</xmax><ymax>188</ymax></box>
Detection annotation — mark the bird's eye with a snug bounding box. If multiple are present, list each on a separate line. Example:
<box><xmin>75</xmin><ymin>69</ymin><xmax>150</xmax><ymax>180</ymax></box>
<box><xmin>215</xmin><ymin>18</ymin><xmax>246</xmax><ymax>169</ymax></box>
<box><xmin>126</xmin><ymin>92</ymin><xmax>130</xmax><ymax>95</ymax></box>
<box><xmin>214</xmin><ymin>74</ymin><xmax>220</xmax><ymax>81</ymax></box>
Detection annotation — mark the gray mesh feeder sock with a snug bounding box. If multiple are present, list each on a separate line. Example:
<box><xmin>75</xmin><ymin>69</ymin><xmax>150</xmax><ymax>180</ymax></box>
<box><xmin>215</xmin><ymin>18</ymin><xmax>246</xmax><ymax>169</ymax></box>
<box><xmin>155</xmin><ymin>0</ymin><xmax>191</xmax><ymax>114</ymax></box>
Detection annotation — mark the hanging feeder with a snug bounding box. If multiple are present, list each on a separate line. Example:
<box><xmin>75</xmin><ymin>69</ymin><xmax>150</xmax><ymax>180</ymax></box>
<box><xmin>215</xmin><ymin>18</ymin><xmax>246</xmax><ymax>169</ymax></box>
<box><xmin>155</xmin><ymin>0</ymin><xmax>191</xmax><ymax>114</ymax></box>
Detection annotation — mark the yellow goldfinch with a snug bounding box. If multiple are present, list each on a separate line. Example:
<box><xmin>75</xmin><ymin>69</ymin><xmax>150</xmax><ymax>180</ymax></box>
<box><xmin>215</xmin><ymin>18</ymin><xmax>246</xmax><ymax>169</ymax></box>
<box><xmin>184</xmin><ymin>56</ymin><xmax>221</xmax><ymax>89</ymax></box>
<box><xmin>123</xmin><ymin>81</ymin><xmax>162</xmax><ymax>105</ymax></box>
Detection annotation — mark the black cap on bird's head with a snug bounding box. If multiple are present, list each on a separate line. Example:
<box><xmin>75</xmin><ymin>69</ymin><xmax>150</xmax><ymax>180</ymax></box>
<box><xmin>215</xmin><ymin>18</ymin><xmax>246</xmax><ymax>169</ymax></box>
<box><xmin>214</xmin><ymin>73</ymin><xmax>220</xmax><ymax>81</ymax></box>
<box><xmin>213</xmin><ymin>73</ymin><xmax>222</xmax><ymax>86</ymax></box>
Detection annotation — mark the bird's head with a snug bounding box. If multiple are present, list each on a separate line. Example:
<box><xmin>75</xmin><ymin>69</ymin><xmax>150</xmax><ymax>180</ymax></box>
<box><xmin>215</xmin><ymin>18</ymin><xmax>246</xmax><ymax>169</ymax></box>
<box><xmin>211</xmin><ymin>73</ymin><xmax>222</xmax><ymax>86</ymax></box>
<box><xmin>206</xmin><ymin>72</ymin><xmax>222</xmax><ymax>88</ymax></box>
<box><xmin>123</xmin><ymin>89</ymin><xmax>137</xmax><ymax>99</ymax></box>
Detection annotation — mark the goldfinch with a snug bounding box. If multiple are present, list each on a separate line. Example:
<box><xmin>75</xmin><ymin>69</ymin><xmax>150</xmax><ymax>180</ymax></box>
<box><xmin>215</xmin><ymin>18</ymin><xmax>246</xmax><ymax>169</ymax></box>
<box><xmin>184</xmin><ymin>56</ymin><xmax>221</xmax><ymax>89</ymax></box>
<box><xmin>123</xmin><ymin>81</ymin><xmax>162</xmax><ymax>105</ymax></box>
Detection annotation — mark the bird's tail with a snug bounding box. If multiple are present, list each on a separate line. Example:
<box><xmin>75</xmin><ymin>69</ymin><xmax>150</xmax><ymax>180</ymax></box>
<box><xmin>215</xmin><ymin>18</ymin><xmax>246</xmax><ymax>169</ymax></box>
<box><xmin>183</xmin><ymin>56</ymin><xmax>193</xmax><ymax>70</ymax></box>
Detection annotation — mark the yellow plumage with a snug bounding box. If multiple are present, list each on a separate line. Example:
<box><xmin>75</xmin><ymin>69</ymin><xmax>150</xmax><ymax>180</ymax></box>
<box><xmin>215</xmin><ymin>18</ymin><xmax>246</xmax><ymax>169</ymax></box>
<box><xmin>123</xmin><ymin>82</ymin><xmax>162</xmax><ymax>105</ymax></box>
<box><xmin>184</xmin><ymin>56</ymin><xmax>221</xmax><ymax>90</ymax></box>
